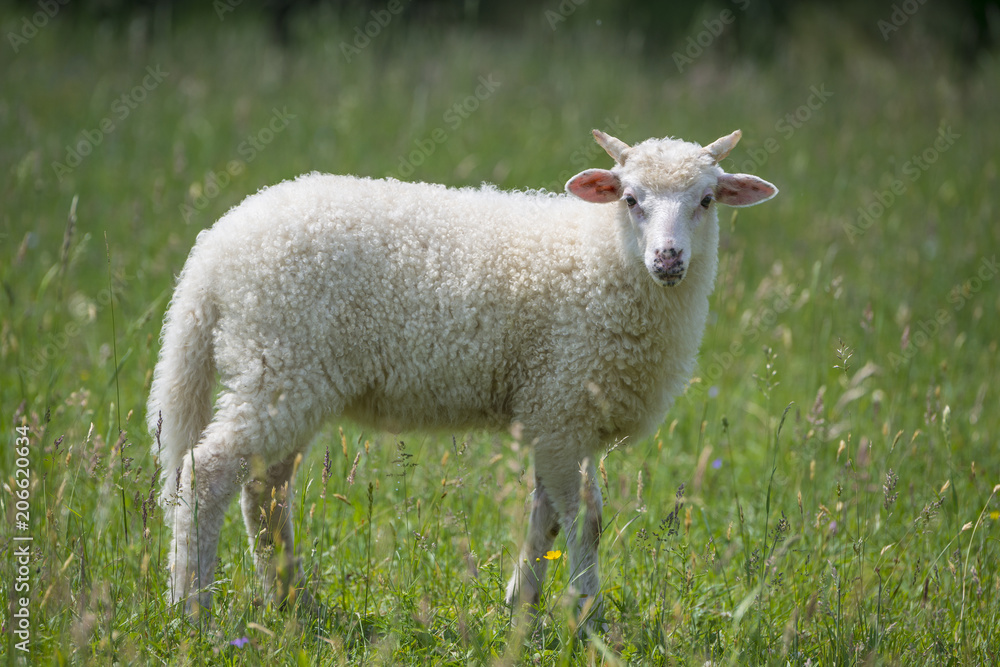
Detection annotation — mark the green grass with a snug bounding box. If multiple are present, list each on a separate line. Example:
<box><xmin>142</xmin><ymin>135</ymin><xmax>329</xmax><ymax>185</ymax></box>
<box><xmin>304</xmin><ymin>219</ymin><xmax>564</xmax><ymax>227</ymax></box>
<box><xmin>2</xmin><ymin>6</ymin><xmax>999</xmax><ymax>664</ymax></box>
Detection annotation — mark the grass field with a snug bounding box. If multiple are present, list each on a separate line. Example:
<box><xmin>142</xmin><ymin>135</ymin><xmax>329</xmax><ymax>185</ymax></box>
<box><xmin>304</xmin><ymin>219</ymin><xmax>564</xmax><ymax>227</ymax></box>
<box><xmin>2</xmin><ymin>4</ymin><xmax>999</xmax><ymax>664</ymax></box>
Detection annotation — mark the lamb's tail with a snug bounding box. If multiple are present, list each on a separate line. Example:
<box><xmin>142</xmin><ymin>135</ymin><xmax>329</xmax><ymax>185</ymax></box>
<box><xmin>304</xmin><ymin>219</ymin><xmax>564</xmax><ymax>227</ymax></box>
<box><xmin>147</xmin><ymin>260</ymin><xmax>217</xmax><ymax>518</ymax></box>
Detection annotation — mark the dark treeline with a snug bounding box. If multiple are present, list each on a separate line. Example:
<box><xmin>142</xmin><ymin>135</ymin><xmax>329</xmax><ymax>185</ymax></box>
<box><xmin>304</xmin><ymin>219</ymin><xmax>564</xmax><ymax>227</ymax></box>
<box><xmin>9</xmin><ymin>0</ymin><xmax>1000</xmax><ymax>60</ymax></box>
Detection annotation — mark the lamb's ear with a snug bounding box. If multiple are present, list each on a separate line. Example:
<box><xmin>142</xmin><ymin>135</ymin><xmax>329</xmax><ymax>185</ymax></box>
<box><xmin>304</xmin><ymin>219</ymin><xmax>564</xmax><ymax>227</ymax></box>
<box><xmin>566</xmin><ymin>169</ymin><xmax>622</xmax><ymax>203</ymax></box>
<box><xmin>716</xmin><ymin>173</ymin><xmax>779</xmax><ymax>207</ymax></box>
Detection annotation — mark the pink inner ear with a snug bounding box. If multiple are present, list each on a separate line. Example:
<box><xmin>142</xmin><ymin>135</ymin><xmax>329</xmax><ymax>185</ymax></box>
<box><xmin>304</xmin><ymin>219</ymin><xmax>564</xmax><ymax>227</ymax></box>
<box><xmin>716</xmin><ymin>174</ymin><xmax>778</xmax><ymax>207</ymax></box>
<box><xmin>566</xmin><ymin>169</ymin><xmax>622</xmax><ymax>203</ymax></box>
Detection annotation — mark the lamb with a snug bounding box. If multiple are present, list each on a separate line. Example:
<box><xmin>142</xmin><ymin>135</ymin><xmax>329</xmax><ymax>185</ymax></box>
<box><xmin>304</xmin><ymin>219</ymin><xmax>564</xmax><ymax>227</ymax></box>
<box><xmin>147</xmin><ymin>128</ymin><xmax>777</xmax><ymax>620</ymax></box>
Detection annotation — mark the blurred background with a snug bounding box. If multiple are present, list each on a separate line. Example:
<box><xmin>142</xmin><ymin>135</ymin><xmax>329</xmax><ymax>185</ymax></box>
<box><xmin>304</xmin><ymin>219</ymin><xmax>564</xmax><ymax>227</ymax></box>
<box><xmin>5</xmin><ymin>0</ymin><xmax>996</xmax><ymax>404</ymax></box>
<box><xmin>6</xmin><ymin>0</ymin><xmax>1000</xmax><ymax>56</ymax></box>
<box><xmin>2</xmin><ymin>0</ymin><xmax>999</xmax><ymax>662</ymax></box>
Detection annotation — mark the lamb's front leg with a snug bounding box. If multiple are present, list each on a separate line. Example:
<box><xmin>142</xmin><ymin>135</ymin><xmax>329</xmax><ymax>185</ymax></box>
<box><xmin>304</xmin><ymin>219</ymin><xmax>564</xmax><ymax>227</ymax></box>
<box><xmin>559</xmin><ymin>457</ymin><xmax>603</xmax><ymax>621</ymax></box>
<box><xmin>509</xmin><ymin>451</ymin><xmax>604</xmax><ymax>625</ymax></box>
<box><xmin>506</xmin><ymin>474</ymin><xmax>560</xmax><ymax>607</ymax></box>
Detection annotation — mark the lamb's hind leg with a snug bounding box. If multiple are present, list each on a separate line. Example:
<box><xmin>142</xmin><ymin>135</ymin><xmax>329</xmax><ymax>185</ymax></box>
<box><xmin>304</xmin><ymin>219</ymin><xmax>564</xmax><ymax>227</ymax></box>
<box><xmin>241</xmin><ymin>450</ymin><xmax>314</xmax><ymax>610</ymax></box>
<box><xmin>169</xmin><ymin>416</ymin><xmax>245</xmax><ymax>615</ymax></box>
<box><xmin>506</xmin><ymin>473</ymin><xmax>561</xmax><ymax>607</ymax></box>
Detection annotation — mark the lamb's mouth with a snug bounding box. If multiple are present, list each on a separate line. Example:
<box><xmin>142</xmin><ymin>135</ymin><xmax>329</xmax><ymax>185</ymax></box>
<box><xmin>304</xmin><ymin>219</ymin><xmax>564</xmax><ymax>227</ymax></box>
<box><xmin>652</xmin><ymin>267</ymin><xmax>686</xmax><ymax>286</ymax></box>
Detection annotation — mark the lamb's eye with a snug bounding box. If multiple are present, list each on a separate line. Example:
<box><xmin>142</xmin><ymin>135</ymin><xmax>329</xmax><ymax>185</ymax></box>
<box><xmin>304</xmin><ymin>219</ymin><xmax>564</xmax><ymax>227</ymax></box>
<box><xmin>700</xmin><ymin>194</ymin><xmax>713</xmax><ymax>208</ymax></box>
<box><xmin>625</xmin><ymin>194</ymin><xmax>638</xmax><ymax>208</ymax></box>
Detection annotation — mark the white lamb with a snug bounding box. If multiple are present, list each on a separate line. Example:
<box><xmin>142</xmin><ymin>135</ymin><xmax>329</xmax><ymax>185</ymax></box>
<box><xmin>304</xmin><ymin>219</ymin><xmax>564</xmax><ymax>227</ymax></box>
<box><xmin>147</xmin><ymin>129</ymin><xmax>777</xmax><ymax>620</ymax></box>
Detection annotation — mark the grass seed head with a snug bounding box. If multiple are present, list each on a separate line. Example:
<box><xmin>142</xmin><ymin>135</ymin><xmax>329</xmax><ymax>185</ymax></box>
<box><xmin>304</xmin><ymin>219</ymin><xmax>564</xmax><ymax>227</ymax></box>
<box><xmin>883</xmin><ymin>469</ymin><xmax>899</xmax><ymax>512</ymax></box>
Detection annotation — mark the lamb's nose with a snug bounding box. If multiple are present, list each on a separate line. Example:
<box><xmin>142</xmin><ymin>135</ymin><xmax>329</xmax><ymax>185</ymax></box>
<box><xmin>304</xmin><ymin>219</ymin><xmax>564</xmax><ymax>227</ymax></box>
<box><xmin>652</xmin><ymin>248</ymin><xmax>686</xmax><ymax>285</ymax></box>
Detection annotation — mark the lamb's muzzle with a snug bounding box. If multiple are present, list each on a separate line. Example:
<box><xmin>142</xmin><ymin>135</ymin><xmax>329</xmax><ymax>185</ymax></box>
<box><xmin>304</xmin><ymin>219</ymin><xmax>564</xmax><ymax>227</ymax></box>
<box><xmin>652</xmin><ymin>247</ymin><xmax>685</xmax><ymax>285</ymax></box>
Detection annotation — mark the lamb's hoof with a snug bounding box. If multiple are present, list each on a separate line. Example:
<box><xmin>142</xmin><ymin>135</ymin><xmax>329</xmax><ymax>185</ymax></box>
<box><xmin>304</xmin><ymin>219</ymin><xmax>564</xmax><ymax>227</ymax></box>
<box><xmin>280</xmin><ymin>585</ymin><xmax>320</xmax><ymax>618</ymax></box>
<box><xmin>172</xmin><ymin>587</ymin><xmax>215</xmax><ymax>620</ymax></box>
<box><xmin>575</xmin><ymin>595</ymin><xmax>609</xmax><ymax>637</ymax></box>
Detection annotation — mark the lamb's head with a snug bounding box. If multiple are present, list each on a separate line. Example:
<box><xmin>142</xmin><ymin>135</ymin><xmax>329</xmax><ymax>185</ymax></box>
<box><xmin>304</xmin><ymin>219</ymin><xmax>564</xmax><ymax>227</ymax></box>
<box><xmin>566</xmin><ymin>129</ymin><xmax>777</xmax><ymax>286</ymax></box>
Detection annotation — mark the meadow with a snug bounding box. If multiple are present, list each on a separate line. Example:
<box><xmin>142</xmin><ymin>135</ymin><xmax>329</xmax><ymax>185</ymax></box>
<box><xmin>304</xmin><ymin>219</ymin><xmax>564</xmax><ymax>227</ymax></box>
<box><xmin>2</xmin><ymin>4</ymin><xmax>999</xmax><ymax>664</ymax></box>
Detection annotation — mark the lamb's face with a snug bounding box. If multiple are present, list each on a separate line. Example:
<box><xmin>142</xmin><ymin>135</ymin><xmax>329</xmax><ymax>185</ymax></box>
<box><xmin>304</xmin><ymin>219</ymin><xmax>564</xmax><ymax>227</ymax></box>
<box><xmin>613</xmin><ymin>168</ymin><xmax>720</xmax><ymax>286</ymax></box>
<box><xmin>566</xmin><ymin>130</ymin><xmax>778</xmax><ymax>287</ymax></box>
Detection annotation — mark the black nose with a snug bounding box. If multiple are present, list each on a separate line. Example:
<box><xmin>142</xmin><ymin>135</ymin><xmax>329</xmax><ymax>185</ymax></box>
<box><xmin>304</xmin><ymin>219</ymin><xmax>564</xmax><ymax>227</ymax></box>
<box><xmin>652</xmin><ymin>248</ymin><xmax>685</xmax><ymax>283</ymax></box>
